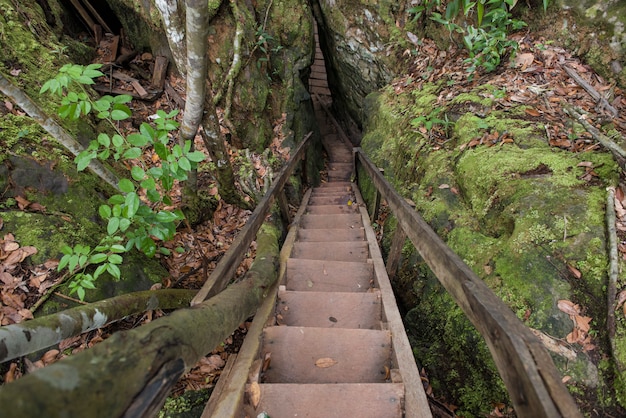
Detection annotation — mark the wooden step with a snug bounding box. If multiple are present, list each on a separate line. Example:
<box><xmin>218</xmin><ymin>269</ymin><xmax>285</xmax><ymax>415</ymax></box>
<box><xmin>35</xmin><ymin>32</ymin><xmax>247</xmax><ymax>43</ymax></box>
<box><xmin>252</xmin><ymin>383</ymin><xmax>404</xmax><ymax>418</ymax></box>
<box><xmin>297</xmin><ymin>227</ymin><xmax>365</xmax><ymax>242</ymax></box>
<box><xmin>307</xmin><ymin>195</ymin><xmax>353</xmax><ymax>206</ymax></box>
<box><xmin>284</xmin><ymin>258</ymin><xmax>373</xmax><ymax>292</ymax></box>
<box><xmin>300</xmin><ymin>213</ymin><xmax>362</xmax><ymax>229</ymax></box>
<box><xmin>318</xmin><ymin>181</ymin><xmax>352</xmax><ymax>188</ymax></box>
<box><xmin>261</xmin><ymin>327</ymin><xmax>392</xmax><ymax>383</ymax></box>
<box><xmin>310</xmin><ymin>185</ymin><xmax>352</xmax><ymax>194</ymax></box>
<box><xmin>276</xmin><ymin>289</ymin><xmax>382</xmax><ymax>329</ymax></box>
<box><xmin>306</xmin><ymin>204</ymin><xmax>358</xmax><ymax>215</ymax></box>
<box><xmin>291</xmin><ymin>241</ymin><xmax>369</xmax><ymax>262</ymax></box>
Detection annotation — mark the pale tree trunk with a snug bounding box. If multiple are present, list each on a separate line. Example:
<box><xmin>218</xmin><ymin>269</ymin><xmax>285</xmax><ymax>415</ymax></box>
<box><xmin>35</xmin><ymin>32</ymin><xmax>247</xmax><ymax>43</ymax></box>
<box><xmin>154</xmin><ymin>0</ymin><xmax>187</xmax><ymax>76</ymax></box>
<box><xmin>0</xmin><ymin>72</ymin><xmax>120</xmax><ymax>191</ymax></box>
<box><xmin>0</xmin><ymin>289</ymin><xmax>196</xmax><ymax>363</ymax></box>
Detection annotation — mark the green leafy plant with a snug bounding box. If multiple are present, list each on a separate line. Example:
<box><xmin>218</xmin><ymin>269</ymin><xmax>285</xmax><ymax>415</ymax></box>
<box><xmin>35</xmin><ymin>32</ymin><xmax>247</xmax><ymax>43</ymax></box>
<box><xmin>411</xmin><ymin>107</ymin><xmax>454</xmax><ymax>133</ymax></box>
<box><xmin>41</xmin><ymin>64</ymin><xmax>204</xmax><ymax>299</ymax></box>
<box><xmin>409</xmin><ymin>0</ymin><xmax>548</xmax><ymax>74</ymax></box>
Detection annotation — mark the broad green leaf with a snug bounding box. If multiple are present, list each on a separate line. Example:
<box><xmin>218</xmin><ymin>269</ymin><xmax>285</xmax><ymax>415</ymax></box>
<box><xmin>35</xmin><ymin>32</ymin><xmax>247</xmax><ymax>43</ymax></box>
<box><xmin>58</xmin><ymin>254</ymin><xmax>71</xmax><ymax>271</ymax></box>
<box><xmin>113</xmin><ymin>94</ymin><xmax>132</xmax><ymax>104</ymax></box>
<box><xmin>148</xmin><ymin>166</ymin><xmax>164</xmax><ymax>177</ymax></box>
<box><xmin>60</xmin><ymin>245</ymin><xmax>73</xmax><ymax>255</ymax></box>
<box><xmin>75</xmin><ymin>150</ymin><xmax>96</xmax><ymax>171</ymax></box>
<box><xmin>109</xmin><ymin>194</ymin><xmax>125</xmax><ymax>205</ymax></box>
<box><xmin>67</xmin><ymin>91</ymin><xmax>78</xmax><ymax>102</ymax></box>
<box><xmin>153</xmin><ymin>142</ymin><xmax>168</xmax><ymax>160</ymax></box>
<box><xmin>77</xmin><ymin>75</ymin><xmax>95</xmax><ymax>85</ymax></box>
<box><xmin>97</xmin><ymin>149</ymin><xmax>110</xmax><ymax>161</ymax></box>
<box><xmin>83</xmin><ymin>69</ymin><xmax>104</xmax><ymax>79</ymax></box>
<box><xmin>127</xmin><ymin>133</ymin><xmax>148</xmax><ymax>147</ymax></box>
<box><xmin>98</xmin><ymin>133</ymin><xmax>111</xmax><ymax>147</ymax></box>
<box><xmin>131</xmin><ymin>166</ymin><xmax>146</xmax><ymax>181</ymax></box>
<box><xmin>119</xmin><ymin>218</ymin><xmax>131</xmax><ymax>232</ymax></box>
<box><xmin>118</xmin><ymin>178</ymin><xmax>135</xmax><ymax>193</ymax></box>
<box><xmin>178</xmin><ymin>156</ymin><xmax>191</xmax><ymax>172</ymax></box>
<box><xmin>140</xmin><ymin>123</ymin><xmax>155</xmax><ymax>140</ymax></box>
<box><xmin>99</xmin><ymin>205</ymin><xmax>112</xmax><ymax>219</ymax></box>
<box><xmin>89</xmin><ymin>253</ymin><xmax>107</xmax><ymax>264</ymax></box>
<box><xmin>186</xmin><ymin>151</ymin><xmax>205</xmax><ymax>162</ymax></box>
<box><xmin>68</xmin><ymin>254</ymin><xmax>79</xmax><ymax>272</ymax></box>
<box><xmin>77</xmin><ymin>287</ymin><xmax>86</xmax><ymax>301</ymax></box>
<box><xmin>172</xmin><ymin>144</ymin><xmax>183</xmax><ymax>158</ymax></box>
<box><xmin>146</xmin><ymin>188</ymin><xmax>161</xmax><ymax>203</ymax></box>
<box><xmin>78</xmin><ymin>254</ymin><xmax>88</xmax><ymax>267</ymax></box>
<box><xmin>140</xmin><ymin>177</ymin><xmax>156</xmax><ymax>190</ymax></box>
<box><xmin>94</xmin><ymin>263</ymin><xmax>107</xmax><ymax>279</ymax></box>
<box><xmin>93</xmin><ymin>99</ymin><xmax>111</xmax><ymax>112</ymax></box>
<box><xmin>81</xmin><ymin>279</ymin><xmax>96</xmax><ymax>289</ymax></box>
<box><xmin>107</xmin><ymin>217</ymin><xmax>120</xmax><ymax>235</ymax></box>
<box><xmin>123</xmin><ymin>147</ymin><xmax>142</xmax><ymax>159</ymax></box>
<box><xmin>159</xmin><ymin>247</ymin><xmax>171</xmax><ymax>255</ymax></box>
<box><xmin>112</xmin><ymin>204</ymin><xmax>122</xmax><ymax>217</ymax></box>
<box><xmin>112</xmin><ymin>134</ymin><xmax>124</xmax><ymax>147</ymax></box>
<box><xmin>124</xmin><ymin>192</ymin><xmax>140</xmax><ymax>218</ymax></box>
<box><xmin>107</xmin><ymin>263</ymin><xmax>121</xmax><ymax>280</ymax></box>
<box><xmin>155</xmin><ymin>211</ymin><xmax>179</xmax><ymax>223</ymax></box>
<box><xmin>110</xmin><ymin>244</ymin><xmax>126</xmax><ymax>253</ymax></box>
<box><xmin>108</xmin><ymin>254</ymin><xmax>123</xmax><ymax>264</ymax></box>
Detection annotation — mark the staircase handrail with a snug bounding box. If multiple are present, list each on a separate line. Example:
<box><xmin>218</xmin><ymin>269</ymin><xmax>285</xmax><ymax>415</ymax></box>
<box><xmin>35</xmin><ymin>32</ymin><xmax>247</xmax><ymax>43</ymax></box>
<box><xmin>191</xmin><ymin>131</ymin><xmax>314</xmax><ymax>305</ymax></box>
<box><xmin>353</xmin><ymin>147</ymin><xmax>582</xmax><ymax>418</ymax></box>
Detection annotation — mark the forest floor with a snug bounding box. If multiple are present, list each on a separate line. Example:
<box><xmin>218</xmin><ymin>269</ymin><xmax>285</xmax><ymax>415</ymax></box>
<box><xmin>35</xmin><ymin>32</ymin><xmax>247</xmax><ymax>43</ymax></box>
<box><xmin>2</xmin><ymin>20</ymin><xmax>626</xmax><ymax>418</ymax></box>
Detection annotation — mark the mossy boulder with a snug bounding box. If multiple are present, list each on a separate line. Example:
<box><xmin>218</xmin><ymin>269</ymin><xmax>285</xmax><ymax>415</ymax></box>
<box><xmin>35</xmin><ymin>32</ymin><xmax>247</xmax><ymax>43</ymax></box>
<box><xmin>360</xmin><ymin>82</ymin><xmax>619</xmax><ymax>415</ymax></box>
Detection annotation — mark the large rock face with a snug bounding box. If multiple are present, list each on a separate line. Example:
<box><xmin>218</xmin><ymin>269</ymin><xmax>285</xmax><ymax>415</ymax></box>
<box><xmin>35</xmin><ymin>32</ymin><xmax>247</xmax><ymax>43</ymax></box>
<box><xmin>555</xmin><ymin>0</ymin><xmax>626</xmax><ymax>85</ymax></box>
<box><xmin>313</xmin><ymin>0</ymin><xmax>398</xmax><ymax>139</ymax></box>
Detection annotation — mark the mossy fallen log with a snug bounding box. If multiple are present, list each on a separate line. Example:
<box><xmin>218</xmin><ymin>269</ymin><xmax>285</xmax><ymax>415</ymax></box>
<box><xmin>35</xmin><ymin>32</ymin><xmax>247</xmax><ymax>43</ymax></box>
<box><xmin>0</xmin><ymin>289</ymin><xmax>197</xmax><ymax>363</ymax></box>
<box><xmin>0</xmin><ymin>223</ymin><xmax>279</xmax><ymax>418</ymax></box>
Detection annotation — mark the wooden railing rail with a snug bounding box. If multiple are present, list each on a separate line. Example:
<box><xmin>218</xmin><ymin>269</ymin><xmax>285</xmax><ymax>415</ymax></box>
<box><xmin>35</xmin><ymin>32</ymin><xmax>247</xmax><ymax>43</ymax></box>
<box><xmin>191</xmin><ymin>131</ymin><xmax>314</xmax><ymax>305</ymax></box>
<box><xmin>353</xmin><ymin>148</ymin><xmax>582</xmax><ymax>417</ymax></box>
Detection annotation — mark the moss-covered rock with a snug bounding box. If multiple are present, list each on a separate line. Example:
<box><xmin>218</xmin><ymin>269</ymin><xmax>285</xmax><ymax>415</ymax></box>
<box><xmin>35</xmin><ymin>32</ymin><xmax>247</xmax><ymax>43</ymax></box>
<box><xmin>360</xmin><ymin>81</ymin><xmax>619</xmax><ymax>415</ymax></box>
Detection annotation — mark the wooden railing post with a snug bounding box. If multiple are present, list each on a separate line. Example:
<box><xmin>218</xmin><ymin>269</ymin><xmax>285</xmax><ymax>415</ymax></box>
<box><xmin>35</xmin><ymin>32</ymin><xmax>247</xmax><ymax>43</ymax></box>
<box><xmin>353</xmin><ymin>148</ymin><xmax>582</xmax><ymax>418</ymax></box>
<box><xmin>386</xmin><ymin>223</ymin><xmax>407</xmax><ymax>280</ymax></box>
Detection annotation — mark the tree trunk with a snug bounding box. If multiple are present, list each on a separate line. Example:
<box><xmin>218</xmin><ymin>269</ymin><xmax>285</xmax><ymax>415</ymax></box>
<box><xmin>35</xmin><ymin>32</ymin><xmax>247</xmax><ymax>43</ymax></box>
<box><xmin>0</xmin><ymin>289</ymin><xmax>196</xmax><ymax>363</ymax></box>
<box><xmin>0</xmin><ymin>72</ymin><xmax>120</xmax><ymax>191</ymax></box>
<box><xmin>154</xmin><ymin>0</ymin><xmax>187</xmax><ymax>76</ymax></box>
<box><xmin>0</xmin><ymin>223</ymin><xmax>279</xmax><ymax>417</ymax></box>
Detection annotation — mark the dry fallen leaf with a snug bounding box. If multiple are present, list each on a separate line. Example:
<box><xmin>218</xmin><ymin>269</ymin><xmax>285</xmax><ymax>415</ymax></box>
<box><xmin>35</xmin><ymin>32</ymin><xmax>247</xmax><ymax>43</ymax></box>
<box><xmin>248</xmin><ymin>381</ymin><xmax>261</xmax><ymax>408</ymax></box>
<box><xmin>315</xmin><ymin>357</ymin><xmax>338</xmax><ymax>368</ymax></box>
<box><xmin>514</xmin><ymin>53</ymin><xmax>534</xmax><ymax>69</ymax></box>
<box><xmin>557</xmin><ymin>299</ymin><xmax>580</xmax><ymax>316</ymax></box>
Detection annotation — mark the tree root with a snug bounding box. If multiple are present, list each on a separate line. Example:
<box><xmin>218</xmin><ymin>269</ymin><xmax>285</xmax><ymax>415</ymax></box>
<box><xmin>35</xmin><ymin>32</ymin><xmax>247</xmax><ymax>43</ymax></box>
<box><xmin>606</xmin><ymin>187</ymin><xmax>620</xmax><ymax>356</ymax></box>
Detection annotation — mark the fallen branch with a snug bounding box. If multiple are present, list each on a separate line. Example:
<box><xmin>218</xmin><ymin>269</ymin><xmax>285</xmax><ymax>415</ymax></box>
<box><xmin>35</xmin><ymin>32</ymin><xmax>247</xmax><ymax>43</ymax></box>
<box><xmin>606</xmin><ymin>187</ymin><xmax>619</xmax><ymax>352</ymax></box>
<box><xmin>0</xmin><ymin>72</ymin><xmax>120</xmax><ymax>191</ymax></box>
<box><xmin>1</xmin><ymin>289</ymin><xmax>197</xmax><ymax>363</ymax></box>
<box><xmin>563</xmin><ymin>65</ymin><xmax>619</xmax><ymax>118</ymax></box>
<box><xmin>562</xmin><ymin>103</ymin><xmax>626</xmax><ymax>168</ymax></box>
<box><xmin>0</xmin><ymin>223</ymin><xmax>279</xmax><ymax>417</ymax></box>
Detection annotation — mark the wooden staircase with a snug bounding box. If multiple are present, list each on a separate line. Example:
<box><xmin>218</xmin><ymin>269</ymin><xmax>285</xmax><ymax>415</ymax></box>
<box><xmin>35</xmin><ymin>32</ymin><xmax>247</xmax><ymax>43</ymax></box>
<box><xmin>202</xmin><ymin>96</ymin><xmax>432</xmax><ymax>417</ymax></box>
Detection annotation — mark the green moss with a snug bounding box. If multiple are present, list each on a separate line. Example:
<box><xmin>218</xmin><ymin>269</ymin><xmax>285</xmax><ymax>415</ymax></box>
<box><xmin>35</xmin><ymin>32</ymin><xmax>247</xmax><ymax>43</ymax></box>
<box><xmin>361</xmin><ymin>72</ymin><xmax>621</xmax><ymax>410</ymax></box>
<box><xmin>159</xmin><ymin>388</ymin><xmax>213</xmax><ymax>418</ymax></box>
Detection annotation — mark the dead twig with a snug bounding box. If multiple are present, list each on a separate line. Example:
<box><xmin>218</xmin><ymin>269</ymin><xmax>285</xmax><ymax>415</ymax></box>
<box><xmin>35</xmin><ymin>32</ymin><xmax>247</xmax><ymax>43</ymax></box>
<box><xmin>562</xmin><ymin>103</ymin><xmax>626</xmax><ymax>169</ymax></box>
<box><xmin>563</xmin><ymin>65</ymin><xmax>619</xmax><ymax>118</ymax></box>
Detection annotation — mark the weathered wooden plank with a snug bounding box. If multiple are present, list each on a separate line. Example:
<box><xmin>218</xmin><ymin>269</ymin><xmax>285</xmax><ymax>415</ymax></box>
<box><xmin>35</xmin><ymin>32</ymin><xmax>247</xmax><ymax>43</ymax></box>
<box><xmin>202</xmin><ymin>190</ymin><xmax>312</xmax><ymax>417</ymax></box>
<box><xmin>354</xmin><ymin>149</ymin><xmax>581</xmax><ymax>418</ymax></box>
<box><xmin>353</xmin><ymin>184</ymin><xmax>433</xmax><ymax>418</ymax></box>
